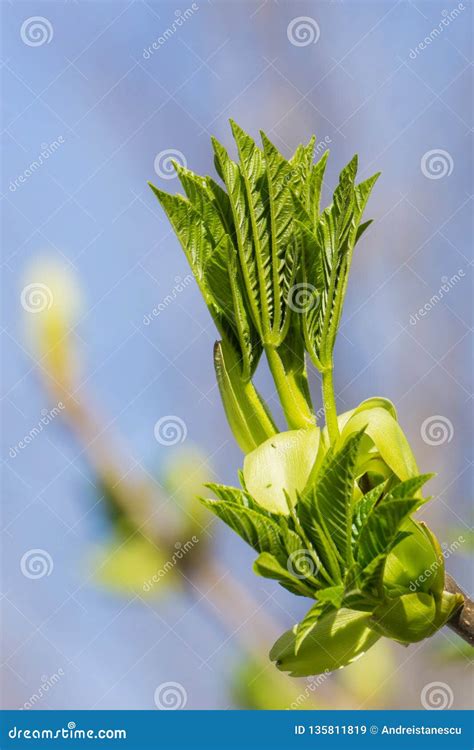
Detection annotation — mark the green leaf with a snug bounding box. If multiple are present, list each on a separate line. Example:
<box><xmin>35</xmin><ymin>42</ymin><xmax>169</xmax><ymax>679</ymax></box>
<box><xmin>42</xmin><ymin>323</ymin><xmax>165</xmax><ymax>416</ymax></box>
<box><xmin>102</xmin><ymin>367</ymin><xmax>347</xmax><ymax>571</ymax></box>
<box><xmin>270</xmin><ymin>608</ymin><xmax>380</xmax><ymax>676</ymax></box>
<box><xmin>213</xmin><ymin>340</ymin><xmax>276</xmax><ymax>453</ymax></box>
<box><xmin>229</xmin><ymin>122</ymin><xmax>274</xmax><ymax>337</ymax></box>
<box><xmin>211</xmin><ymin>136</ymin><xmax>263</xmax><ymax>335</ymax></box>
<box><xmin>294</xmin><ymin>601</ymin><xmax>329</xmax><ymax>653</ymax></box>
<box><xmin>204</xmin><ymin>482</ymin><xmax>251</xmax><ymax>507</ymax></box>
<box><xmin>149</xmin><ymin>185</ymin><xmax>213</xmax><ymax>284</ymax></box>
<box><xmin>356</xmin><ymin>499</ymin><xmax>419</xmax><ymax>568</ymax></box>
<box><xmin>317</xmin><ymin>584</ymin><xmax>345</xmax><ymax>608</ymax></box>
<box><xmin>253</xmin><ymin>552</ymin><xmax>316</xmax><ymax>597</ymax></box>
<box><xmin>370</xmin><ymin>593</ymin><xmax>438</xmax><ymax>643</ymax></box>
<box><xmin>293</xmin><ymin>512</ymin><xmax>342</xmax><ymax>585</ymax></box>
<box><xmin>290</xmin><ymin>136</ymin><xmax>316</xmax><ymax>206</ymax></box>
<box><xmin>300</xmin><ymin>431</ymin><xmax>365</xmax><ymax>565</ymax></box>
<box><xmin>357</xmin><ymin>553</ymin><xmax>388</xmax><ymax>597</ymax></box>
<box><xmin>308</xmin><ymin>151</ymin><xmax>329</xmax><ymax>227</ymax></box>
<box><xmin>296</xmin><ymin>159</ymin><xmax>379</xmax><ymax>370</ymax></box>
<box><xmin>174</xmin><ymin>163</ymin><xmax>227</xmax><ymax>246</ymax></box>
<box><xmin>352</xmin><ymin>481</ymin><xmax>387</xmax><ymax>545</ymax></box>
<box><xmin>385</xmin><ymin>473</ymin><xmax>434</xmax><ymax>501</ymax></box>
<box><xmin>243</xmin><ymin>427</ymin><xmax>321</xmax><ymax>514</ymax></box>
<box><xmin>200</xmin><ymin>496</ymin><xmax>283</xmax><ymax>557</ymax></box>
<box><xmin>204</xmin><ymin>235</ymin><xmax>262</xmax><ymax>380</ymax></box>
<box><xmin>340</xmin><ymin>406</ymin><xmax>419</xmax><ymax>481</ymax></box>
<box><xmin>260</xmin><ymin>131</ymin><xmax>298</xmax><ymax>337</ymax></box>
<box><xmin>383</xmin><ymin>520</ymin><xmax>445</xmax><ymax>597</ymax></box>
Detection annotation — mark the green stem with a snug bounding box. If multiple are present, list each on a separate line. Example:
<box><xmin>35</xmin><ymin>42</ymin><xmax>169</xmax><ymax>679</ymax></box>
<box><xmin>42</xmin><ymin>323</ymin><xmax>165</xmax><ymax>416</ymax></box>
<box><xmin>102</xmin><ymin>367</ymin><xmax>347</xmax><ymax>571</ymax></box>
<box><xmin>265</xmin><ymin>345</ymin><xmax>314</xmax><ymax>430</ymax></box>
<box><xmin>321</xmin><ymin>366</ymin><xmax>340</xmax><ymax>445</ymax></box>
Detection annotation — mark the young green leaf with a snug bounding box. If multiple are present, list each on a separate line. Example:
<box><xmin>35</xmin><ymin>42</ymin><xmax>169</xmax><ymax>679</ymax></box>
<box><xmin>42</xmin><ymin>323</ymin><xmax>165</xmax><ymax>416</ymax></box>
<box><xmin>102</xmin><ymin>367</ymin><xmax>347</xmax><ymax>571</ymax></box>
<box><xmin>270</xmin><ymin>608</ymin><xmax>380</xmax><ymax>676</ymax></box>
<box><xmin>243</xmin><ymin>427</ymin><xmax>321</xmax><ymax>514</ymax></box>
<box><xmin>200</xmin><ymin>497</ymin><xmax>283</xmax><ymax>557</ymax></box>
<box><xmin>253</xmin><ymin>552</ymin><xmax>316</xmax><ymax>598</ymax></box>
<box><xmin>340</xmin><ymin>406</ymin><xmax>419</xmax><ymax>481</ymax></box>
<box><xmin>370</xmin><ymin>592</ymin><xmax>438</xmax><ymax>643</ymax></box>
<box><xmin>300</xmin><ymin>431</ymin><xmax>365</xmax><ymax>565</ymax></box>
<box><xmin>213</xmin><ymin>340</ymin><xmax>276</xmax><ymax>453</ymax></box>
<box><xmin>356</xmin><ymin>499</ymin><xmax>420</xmax><ymax>568</ymax></box>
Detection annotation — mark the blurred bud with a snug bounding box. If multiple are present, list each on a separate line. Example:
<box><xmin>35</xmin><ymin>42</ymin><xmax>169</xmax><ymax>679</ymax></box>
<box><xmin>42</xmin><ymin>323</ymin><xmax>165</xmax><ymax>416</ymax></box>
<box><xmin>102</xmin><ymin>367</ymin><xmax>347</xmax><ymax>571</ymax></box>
<box><xmin>22</xmin><ymin>259</ymin><xmax>82</xmax><ymax>389</ymax></box>
<box><xmin>90</xmin><ymin>531</ymin><xmax>180</xmax><ymax>599</ymax></box>
<box><xmin>162</xmin><ymin>448</ymin><xmax>212</xmax><ymax>535</ymax></box>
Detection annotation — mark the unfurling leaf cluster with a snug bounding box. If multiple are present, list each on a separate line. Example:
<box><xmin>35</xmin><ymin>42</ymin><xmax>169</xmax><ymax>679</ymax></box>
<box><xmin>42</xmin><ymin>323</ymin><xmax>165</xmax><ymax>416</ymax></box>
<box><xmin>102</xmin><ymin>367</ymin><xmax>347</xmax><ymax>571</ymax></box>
<box><xmin>150</xmin><ymin>122</ymin><xmax>464</xmax><ymax>676</ymax></box>
<box><xmin>150</xmin><ymin>120</ymin><xmax>378</xmax><ymax>438</ymax></box>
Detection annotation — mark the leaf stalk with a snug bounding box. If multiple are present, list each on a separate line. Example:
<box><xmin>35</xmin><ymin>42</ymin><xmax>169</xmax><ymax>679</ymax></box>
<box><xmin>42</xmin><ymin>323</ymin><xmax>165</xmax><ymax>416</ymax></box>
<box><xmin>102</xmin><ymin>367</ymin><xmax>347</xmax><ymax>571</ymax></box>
<box><xmin>321</xmin><ymin>366</ymin><xmax>340</xmax><ymax>444</ymax></box>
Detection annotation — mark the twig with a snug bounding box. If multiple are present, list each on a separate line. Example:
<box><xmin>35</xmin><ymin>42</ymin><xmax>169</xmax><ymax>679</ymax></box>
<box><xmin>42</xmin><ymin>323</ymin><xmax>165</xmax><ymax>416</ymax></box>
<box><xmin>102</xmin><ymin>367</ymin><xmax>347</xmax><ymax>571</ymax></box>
<box><xmin>445</xmin><ymin>573</ymin><xmax>474</xmax><ymax>646</ymax></box>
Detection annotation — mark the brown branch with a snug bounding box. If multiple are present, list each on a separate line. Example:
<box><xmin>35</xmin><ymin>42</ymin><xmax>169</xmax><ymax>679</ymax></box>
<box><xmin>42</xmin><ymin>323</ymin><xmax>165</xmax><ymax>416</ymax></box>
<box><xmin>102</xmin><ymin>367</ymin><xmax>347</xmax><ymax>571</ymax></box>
<box><xmin>445</xmin><ymin>573</ymin><xmax>474</xmax><ymax>646</ymax></box>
